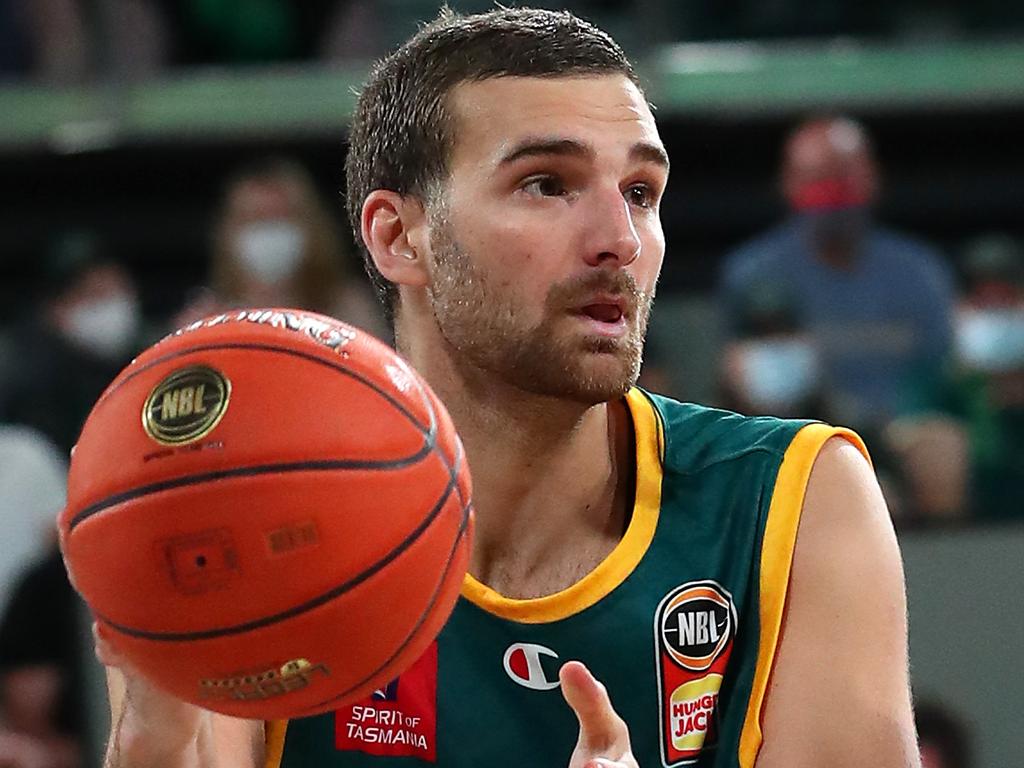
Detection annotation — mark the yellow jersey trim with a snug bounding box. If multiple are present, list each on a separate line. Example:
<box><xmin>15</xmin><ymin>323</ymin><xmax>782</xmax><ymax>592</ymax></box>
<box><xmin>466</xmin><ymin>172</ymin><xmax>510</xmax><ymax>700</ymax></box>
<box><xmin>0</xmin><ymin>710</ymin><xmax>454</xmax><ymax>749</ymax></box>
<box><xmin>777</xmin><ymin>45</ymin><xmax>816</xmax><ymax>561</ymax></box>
<box><xmin>460</xmin><ymin>387</ymin><xmax>663</xmax><ymax>623</ymax></box>
<box><xmin>263</xmin><ymin>719</ymin><xmax>288</xmax><ymax>768</ymax></box>
<box><xmin>737</xmin><ymin>424</ymin><xmax>869</xmax><ymax>767</ymax></box>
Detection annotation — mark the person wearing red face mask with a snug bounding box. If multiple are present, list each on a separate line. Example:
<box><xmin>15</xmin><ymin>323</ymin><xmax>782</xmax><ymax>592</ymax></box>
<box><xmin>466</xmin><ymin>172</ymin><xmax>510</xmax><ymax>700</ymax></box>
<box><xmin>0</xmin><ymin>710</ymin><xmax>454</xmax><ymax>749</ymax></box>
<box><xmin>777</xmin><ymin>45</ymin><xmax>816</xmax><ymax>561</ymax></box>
<box><xmin>719</xmin><ymin>117</ymin><xmax>956</xmax><ymax>435</ymax></box>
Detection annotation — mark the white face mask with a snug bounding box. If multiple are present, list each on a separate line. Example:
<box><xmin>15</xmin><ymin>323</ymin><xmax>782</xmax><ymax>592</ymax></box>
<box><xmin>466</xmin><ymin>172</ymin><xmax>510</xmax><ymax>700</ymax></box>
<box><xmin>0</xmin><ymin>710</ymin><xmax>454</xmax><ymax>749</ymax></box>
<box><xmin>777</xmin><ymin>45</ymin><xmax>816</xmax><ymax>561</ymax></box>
<box><xmin>64</xmin><ymin>294</ymin><xmax>140</xmax><ymax>360</ymax></box>
<box><xmin>736</xmin><ymin>338</ymin><xmax>821</xmax><ymax>411</ymax></box>
<box><xmin>956</xmin><ymin>308</ymin><xmax>1024</xmax><ymax>372</ymax></box>
<box><xmin>234</xmin><ymin>221</ymin><xmax>306</xmax><ymax>284</ymax></box>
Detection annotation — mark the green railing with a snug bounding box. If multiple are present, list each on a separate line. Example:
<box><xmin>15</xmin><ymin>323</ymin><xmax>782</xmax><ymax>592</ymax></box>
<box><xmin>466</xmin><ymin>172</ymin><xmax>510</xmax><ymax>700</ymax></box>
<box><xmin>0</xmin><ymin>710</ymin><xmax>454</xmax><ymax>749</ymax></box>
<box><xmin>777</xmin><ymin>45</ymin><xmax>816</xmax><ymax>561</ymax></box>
<box><xmin>2</xmin><ymin>39</ymin><xmax>1023</xmax><ymax>150</ymax></box>
<box><xmin>653</xmin><ymin>39</ymin><xmax>1024</xmax><ymax>112</ymax></box>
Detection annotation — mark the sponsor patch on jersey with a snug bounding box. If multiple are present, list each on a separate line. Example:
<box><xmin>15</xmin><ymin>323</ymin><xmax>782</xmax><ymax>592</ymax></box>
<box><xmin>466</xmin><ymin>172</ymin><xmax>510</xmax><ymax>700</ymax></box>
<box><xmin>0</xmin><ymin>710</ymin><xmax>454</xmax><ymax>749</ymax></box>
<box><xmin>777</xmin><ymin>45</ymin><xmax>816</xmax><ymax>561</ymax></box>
<box><xmin>503</xmin><ymin>643</ymin><xmax>561</xmax><ymax>691</ymax></box>
<box><xmin>334</xmin><ymin>642</ymin><xmax>438</xmax><ymax>762</ymax></box>
<box><xmin>654</xmin><ymin>580</ymin><xmax>737</xmax><ymax>767</ymax></box>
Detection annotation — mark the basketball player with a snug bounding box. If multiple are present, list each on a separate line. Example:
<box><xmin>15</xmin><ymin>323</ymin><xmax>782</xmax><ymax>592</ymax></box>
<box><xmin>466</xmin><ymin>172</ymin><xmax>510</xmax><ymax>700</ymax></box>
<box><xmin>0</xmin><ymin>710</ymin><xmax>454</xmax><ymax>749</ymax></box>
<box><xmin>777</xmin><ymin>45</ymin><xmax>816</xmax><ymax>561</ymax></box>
<box><xmin>98</xmin><ymin>8</ymin><xmax>920</xmax><ymax>768</ymax></box>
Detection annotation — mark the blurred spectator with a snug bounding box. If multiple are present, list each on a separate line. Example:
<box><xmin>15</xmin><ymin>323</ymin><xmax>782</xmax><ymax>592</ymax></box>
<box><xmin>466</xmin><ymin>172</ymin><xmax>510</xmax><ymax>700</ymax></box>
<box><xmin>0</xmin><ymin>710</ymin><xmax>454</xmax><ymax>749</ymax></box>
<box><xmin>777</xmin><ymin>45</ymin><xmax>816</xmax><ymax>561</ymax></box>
<box><xmin>954</xmin><ymin>234</ymin><xmax>1024</xmax><ymax>376</ymax></box>
<box><xmin>915</xmin><ymin>698</ymin><xmax>972</xmax><ymax>768</ymax></box>
<box><xmin>720</xmin><ymin>116</ymin><xmax>956</xmax><ymax>432</ymax></box>
<box><xmin>105</xmin><ymin>0</ymin><xmax>169</xmax><ymax>81</ymax></box>
<box><xmin>177</xmin><ymin>157</ymin><xmax>387</xmax><ymax>338</ymax></box>
<box><xmin>883</xmin><ymin>409</ymin><xmax>969</xmax><ymax>524</ymax></box>
<box><xmin>6</xmin><ymin>0</ymin><xmax>1024</xmax><ymax>82</ymax></box>
<box><xmin>718</xmin><ymin>282</ymin><xmax>828</xmax><ymax>420</ymax></box>
<box><xmin>159</xmin><ymin>0</ymin><xmax>346</xmax><ymax>65</ymax></box>
<box><xmin>320</xmin><ymin>0</ymin><xmax>384</xmax><ymax>63</ymax></box>
<box><xmin>0</xmin><ymin>0</ymin><xmax>166</xmax><ymax>84</ymax></box>
<box><xmin>0</xmin><ymin>547</ymin><xmax>84</xmax><ymax>768</ymax></box>
<box><xmin>0</xmin><ymin>231</ymin><xmax>147</xmax><ymax>457</ymax></box>
<box><xmin>0</xmin><ymin>427</ymin><xmax>79</xmax><ymax>768</ymax></box>
<box><xmin>718</xmin><ymin>280</ymin><xmax>922</xmax><ymax>520</ymax></box>
<box><xmin>0</xmin><ymin>426</ymin><xmax>66</xmax><ymax>614</ymax></box>
<box><xmin>909</xmin><ymin>234</ymin><xmax>1024</xmax><ymax>521</ymax></box>
<box><xmin>0</xmin><ymin>0</ymin><xmax>90</xmax><ymax>84</ymax></box>
<box><xmin>0</xmin><ymin>0</ymin><xmax>33</xmax><ymax>78</ymax></box>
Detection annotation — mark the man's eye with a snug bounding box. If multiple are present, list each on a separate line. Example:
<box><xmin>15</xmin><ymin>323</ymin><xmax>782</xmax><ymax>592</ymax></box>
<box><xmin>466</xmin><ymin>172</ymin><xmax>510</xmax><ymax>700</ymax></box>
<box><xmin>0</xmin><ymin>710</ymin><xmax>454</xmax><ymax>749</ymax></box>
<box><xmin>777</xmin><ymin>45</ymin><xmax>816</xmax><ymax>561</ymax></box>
<box><xmin>522</xmin><ymin>176</ymin><xmax>566</xmax><ymax>198</ymax></box>
<box><xmin>625</xmin><ymin>184</ymin><xmax>655</xmax><ymax>208</ymax></box>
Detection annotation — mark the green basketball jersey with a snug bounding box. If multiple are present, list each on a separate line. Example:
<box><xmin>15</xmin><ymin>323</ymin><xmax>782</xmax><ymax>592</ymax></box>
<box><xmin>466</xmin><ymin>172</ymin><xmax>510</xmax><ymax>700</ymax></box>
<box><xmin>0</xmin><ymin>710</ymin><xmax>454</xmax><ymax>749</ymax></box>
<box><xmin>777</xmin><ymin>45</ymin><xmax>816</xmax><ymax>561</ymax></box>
<box><xmin>266</xmin><ymin>388</ymin><xmax>866</xmax><ymax>768</ymax></box>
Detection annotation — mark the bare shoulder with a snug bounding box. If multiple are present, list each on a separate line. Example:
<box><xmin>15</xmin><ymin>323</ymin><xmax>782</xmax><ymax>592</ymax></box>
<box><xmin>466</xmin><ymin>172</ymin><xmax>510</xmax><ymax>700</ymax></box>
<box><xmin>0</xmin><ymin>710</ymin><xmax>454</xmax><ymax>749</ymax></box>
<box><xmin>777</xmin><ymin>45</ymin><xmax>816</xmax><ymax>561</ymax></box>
<box><xmin>754</xmin><ymin>436</ymin><xmax>920</xmax><ymax>768</ymax></box>
<box><xmin>799</xmin><ymin>435</ymin><xmax>898</xmax><ymax>558</ymax></box>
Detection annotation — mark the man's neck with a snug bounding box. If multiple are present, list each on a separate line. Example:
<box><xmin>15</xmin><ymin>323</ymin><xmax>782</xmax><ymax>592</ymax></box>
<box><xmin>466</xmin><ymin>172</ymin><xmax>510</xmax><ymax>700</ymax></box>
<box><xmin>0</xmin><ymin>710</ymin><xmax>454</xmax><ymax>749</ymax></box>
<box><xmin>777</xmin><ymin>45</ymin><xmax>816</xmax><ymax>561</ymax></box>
<box><xmin>401</xmin><ymin>332</ymin><xmax>635</xmax><ymax>598</ymax></box>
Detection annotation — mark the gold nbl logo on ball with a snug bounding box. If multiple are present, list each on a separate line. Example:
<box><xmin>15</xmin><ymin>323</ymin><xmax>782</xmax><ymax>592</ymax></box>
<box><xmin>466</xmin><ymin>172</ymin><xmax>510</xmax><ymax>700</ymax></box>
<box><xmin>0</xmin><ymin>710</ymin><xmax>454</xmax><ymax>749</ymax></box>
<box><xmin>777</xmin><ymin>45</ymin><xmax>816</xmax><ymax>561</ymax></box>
<box><xmin>143</xmin><ymin>365</ymin><xmax>230</xmax><ymax>445</ymax></box>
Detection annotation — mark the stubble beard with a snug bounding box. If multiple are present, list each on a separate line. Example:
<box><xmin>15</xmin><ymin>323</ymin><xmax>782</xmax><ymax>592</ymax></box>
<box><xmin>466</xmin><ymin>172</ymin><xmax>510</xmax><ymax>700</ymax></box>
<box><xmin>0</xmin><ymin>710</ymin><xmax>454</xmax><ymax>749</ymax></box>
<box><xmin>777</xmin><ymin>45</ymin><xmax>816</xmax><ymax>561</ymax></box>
<box><xmin>426</xmin><ymin>218</ymin><xmax>654</xmax><ymax>405</ymax></box>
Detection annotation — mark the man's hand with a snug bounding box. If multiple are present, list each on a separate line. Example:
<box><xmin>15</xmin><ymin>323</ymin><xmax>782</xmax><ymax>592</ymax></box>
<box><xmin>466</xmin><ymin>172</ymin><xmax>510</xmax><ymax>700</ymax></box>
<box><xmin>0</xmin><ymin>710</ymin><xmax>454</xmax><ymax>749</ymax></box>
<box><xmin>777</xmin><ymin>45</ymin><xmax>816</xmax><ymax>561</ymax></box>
<box><xmin>560</xmin><ymin>661</ymin><xmax>639</xmax><ymax>768</ymax></box>
<box><xmin>95</xmin><ymin>622</ymin><xmax>210</xmax><ymax>764</ymax></box>
<box><xmin>95</xmin><ymin>623</ymin><xmax>262</xmax><ymax>768</ymax></box>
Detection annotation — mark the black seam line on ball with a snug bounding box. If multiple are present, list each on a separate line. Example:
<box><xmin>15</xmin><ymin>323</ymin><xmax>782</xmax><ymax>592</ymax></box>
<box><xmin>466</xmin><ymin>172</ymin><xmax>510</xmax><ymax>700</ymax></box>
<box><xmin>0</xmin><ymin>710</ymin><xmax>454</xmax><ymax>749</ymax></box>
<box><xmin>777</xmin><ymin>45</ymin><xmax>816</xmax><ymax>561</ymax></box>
<box><xmin>301</xmin><ymin>437</ymin><xmax>468</xmax><ymax>711</ymax></box>
<box><xmin>302</xmin><ymin>498</ymin><xmax>472</xmax><ymax>715</ymax></box>
<box><xmin>435</xmin><ymin>417</ymin><xmax>468</xmax><ymax>510</ymax></box>
<box><xmin>96</xmin><ymin>456</ymin><xmax>460</xmax><ymax>642</ymax></box>
<box><xmin>98</xmin><ymin>342</ymin><xmax>433</xmax><ymax>437</ymax></box>
<box><xmin>69</xmin><ymin>340</ymin><xmax>441</xmax><ymax>533</ymax></box>
<box><xmin>67</xmin><ymin>439</ymin><xmax>434</xmax><ymax>534</ymax></box>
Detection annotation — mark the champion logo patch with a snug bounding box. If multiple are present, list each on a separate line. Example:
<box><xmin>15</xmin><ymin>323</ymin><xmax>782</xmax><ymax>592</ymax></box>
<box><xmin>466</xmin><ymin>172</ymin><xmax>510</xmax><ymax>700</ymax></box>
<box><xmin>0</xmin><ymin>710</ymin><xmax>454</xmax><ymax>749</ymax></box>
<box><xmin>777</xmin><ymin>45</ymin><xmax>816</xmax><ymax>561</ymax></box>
<box><xmin>503</xmin><ymin>643</ymin><xmax>561</xmax><ymax>691</ymax></box>
<box><xmin>334</xmin><ymin>642</ymin><xmax>438</xmax><ymax>762</ymax></box>
<box><xmin>654</xmin><ymin>581</ymin><xmax>737</xmax><ymax>767</ymax></box>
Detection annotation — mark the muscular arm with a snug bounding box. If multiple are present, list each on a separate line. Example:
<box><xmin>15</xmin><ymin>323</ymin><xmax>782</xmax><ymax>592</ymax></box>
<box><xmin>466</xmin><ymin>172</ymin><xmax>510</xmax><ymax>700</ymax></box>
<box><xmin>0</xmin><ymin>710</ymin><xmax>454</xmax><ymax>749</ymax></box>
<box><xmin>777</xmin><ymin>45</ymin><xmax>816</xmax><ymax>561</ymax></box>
<box><xmin>755</xmin><ymin>438</ymin><xmax>920</xmax><ymax>768</ymax></box>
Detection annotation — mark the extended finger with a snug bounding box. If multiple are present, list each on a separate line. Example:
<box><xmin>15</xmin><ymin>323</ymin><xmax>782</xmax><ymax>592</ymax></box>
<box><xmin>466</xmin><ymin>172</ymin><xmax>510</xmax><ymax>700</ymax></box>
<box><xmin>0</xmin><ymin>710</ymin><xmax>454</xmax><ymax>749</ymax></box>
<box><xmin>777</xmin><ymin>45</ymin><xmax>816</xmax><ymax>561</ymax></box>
<box><xmin>559</xmin><ymin>661</ymin><xmax>629</xmax><ymax>754</ymax></box>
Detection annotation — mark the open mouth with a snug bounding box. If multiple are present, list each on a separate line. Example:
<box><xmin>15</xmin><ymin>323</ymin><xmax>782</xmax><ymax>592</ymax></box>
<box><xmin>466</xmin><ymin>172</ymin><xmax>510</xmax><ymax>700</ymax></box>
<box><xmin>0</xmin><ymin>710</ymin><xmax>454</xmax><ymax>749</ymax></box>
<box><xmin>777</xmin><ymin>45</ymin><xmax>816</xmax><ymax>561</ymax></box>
<box><xmin>580</xmin><ymin>303</ymin><xmax>624</xmax><ymax>324</ymax></box>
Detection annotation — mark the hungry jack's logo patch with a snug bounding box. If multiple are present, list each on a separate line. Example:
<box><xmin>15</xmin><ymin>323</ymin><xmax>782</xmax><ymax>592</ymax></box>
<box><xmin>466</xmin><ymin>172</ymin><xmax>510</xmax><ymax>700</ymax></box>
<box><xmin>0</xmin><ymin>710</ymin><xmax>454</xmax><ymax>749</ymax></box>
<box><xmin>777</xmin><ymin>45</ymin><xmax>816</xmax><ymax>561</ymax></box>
<box><xmin>654</xmin><ymin>581</ymin><xmax>737</xmax><ymax>767</ymax></box>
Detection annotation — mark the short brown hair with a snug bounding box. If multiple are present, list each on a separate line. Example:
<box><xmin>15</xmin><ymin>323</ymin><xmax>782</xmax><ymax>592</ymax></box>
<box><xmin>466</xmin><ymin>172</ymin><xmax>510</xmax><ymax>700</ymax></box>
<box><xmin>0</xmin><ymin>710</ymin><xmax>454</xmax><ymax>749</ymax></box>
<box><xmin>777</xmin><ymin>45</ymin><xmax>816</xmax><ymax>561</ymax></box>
<box><xmin>344</xmin><ymin>6</ymin><xmax>641</xmax><ymax>317</ymax></box>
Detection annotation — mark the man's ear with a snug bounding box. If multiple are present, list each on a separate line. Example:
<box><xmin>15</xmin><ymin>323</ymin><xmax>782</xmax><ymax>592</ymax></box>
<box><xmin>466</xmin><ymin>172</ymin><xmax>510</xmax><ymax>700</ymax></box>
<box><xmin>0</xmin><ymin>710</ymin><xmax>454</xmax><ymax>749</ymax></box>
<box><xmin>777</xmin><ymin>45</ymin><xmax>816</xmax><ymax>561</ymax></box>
<box><xmin>361</xmin><ymin>190</ymin><xmax>430</xmax><ymax>288</ymax></box>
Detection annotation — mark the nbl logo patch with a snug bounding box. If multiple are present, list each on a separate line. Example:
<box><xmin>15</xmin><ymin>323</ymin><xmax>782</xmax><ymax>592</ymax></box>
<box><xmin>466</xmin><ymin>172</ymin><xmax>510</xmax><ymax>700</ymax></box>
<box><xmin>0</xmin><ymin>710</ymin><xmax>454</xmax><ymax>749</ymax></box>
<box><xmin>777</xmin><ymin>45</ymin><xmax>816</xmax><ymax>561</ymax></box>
<box><xmin>654</xmin><ymin>581</ymin><xmax>737</xmax><ymax>767</ymax></box>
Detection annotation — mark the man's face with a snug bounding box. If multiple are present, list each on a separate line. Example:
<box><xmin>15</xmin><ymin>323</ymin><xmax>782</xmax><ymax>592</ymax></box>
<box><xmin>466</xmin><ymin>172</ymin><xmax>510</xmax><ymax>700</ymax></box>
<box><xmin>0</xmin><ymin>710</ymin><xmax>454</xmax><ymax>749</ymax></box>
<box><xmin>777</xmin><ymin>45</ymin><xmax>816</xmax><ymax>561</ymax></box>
<box><xmin>421</xmin><ymin>74</ymin><xmax>668</xmax><ymax>404</ymax></box>
<box><xmin>782</xmin><ymin>120</ymin><xmax>877</xmax><ymax>253</ymax></box>
<box><xmin>226</xmin><ymin>180</ymin><xmax>308</xmax><ymax>287</ymax></box>
<box><xmin>54</xmin><ymin>263</ymin><xmax>141</xmax><ymax>360</ymax></box>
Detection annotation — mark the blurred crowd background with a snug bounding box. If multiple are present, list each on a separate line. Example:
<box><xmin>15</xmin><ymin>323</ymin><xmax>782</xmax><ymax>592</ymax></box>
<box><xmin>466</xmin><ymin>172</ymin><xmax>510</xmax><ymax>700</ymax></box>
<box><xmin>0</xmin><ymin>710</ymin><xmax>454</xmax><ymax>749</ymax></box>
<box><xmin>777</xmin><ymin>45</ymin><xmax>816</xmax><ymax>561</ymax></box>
<box><xmin>1</xmin><ymin>2</ymin><xmax>1022</xmax><ymax>768</ymax></box>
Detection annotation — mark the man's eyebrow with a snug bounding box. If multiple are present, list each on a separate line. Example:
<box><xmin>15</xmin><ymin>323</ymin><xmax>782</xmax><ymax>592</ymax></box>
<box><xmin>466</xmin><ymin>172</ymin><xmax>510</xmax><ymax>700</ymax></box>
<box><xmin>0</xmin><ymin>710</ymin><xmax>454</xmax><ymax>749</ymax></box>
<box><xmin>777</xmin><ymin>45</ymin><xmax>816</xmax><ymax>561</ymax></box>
<box><xmin>498</xmin><ymin>137</ymin><xmax>593</xmax><ymax>166</ymax></box>
<box><xmin>631</xmin><ymin>141</ymin><xmax>670</xmax><ymax>172</ymax></box>
<box><xmin>497</xmin><ymin>137</ymin><xmax>670</xmax><ymax>172</ymax></box>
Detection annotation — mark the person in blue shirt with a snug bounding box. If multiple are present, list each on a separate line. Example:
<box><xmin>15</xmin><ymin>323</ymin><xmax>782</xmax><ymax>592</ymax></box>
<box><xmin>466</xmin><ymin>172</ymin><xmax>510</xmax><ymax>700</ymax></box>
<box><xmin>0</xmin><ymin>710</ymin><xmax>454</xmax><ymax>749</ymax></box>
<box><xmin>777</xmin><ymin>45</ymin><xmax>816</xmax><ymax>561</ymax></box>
<box><xmin>720</xmin><ymin>116</ymin><xmax>955</xmax><ymax>431</ymax></box>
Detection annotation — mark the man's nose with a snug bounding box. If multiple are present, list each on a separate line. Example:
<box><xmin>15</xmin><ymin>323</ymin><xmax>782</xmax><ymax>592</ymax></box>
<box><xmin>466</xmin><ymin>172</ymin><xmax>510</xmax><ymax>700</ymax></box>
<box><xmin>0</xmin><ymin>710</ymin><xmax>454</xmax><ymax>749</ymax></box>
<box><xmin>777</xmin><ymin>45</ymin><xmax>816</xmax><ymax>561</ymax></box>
<box><xmin>582</xmin><ymin>187</ymin><xmax>642</xmax><ymax>268</ymax></box>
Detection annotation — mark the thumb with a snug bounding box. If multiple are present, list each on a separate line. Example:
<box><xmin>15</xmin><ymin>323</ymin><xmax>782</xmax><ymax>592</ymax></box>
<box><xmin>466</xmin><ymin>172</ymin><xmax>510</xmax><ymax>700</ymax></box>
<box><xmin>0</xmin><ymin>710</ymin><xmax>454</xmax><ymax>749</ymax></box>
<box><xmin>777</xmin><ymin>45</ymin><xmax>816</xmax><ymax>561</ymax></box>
<box><xmin>560</xmin><ymin>661</ymin><xmax>629</xmax><ymax>755</ymax></box>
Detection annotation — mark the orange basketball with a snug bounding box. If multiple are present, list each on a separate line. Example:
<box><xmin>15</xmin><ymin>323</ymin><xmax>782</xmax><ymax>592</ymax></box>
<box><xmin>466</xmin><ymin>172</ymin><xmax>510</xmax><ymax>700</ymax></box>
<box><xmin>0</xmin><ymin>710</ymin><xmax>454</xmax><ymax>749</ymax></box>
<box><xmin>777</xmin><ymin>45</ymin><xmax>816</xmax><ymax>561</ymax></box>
<box><xmin>58</xmin><ymin>308</ymin><xmax>473</xmax><ymax>720</ymax></box>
